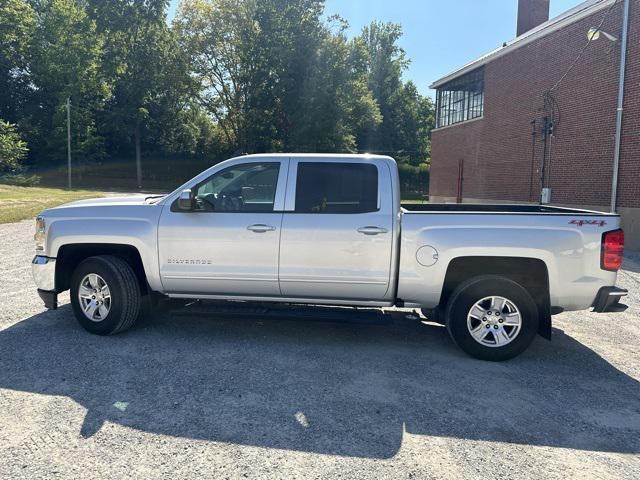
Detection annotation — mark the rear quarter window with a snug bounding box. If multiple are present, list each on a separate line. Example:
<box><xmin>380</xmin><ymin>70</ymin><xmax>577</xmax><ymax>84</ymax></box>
<box><xmin>294</xmin><ymin>162</ymin><xmax>378</xmax><ymax>214</ymax></box>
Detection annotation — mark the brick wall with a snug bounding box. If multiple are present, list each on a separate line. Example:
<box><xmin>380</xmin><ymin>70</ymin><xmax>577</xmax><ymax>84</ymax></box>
<box><xmin>618</xmin><ymin>0</ymin><xmax>640</xmax><ymax>209</ymax></box>
<box><xmin>430</xmin><ymin>0</ymin><xmax>639</xmax><ymax>210</ymax></box>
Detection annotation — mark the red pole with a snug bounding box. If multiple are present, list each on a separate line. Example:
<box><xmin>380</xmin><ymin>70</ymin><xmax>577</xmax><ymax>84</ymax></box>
<box><xmin>456</xmin><ymin>159</ymin><xmax>464</xmax><ymax>203</ymax></box>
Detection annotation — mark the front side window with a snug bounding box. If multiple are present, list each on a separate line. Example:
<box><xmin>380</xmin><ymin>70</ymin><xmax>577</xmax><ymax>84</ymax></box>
<box><xmin>436</xmin><ymin>67</ymin><xmax>484</xmax><ymax>128</ymax></box>
<box><xmin>295</xmin><ymin>162</ymin><xmax>378</xmax><ymax>213</ymax></box>
<box><xmin>194</xmin><ymin>162</ymin><xmax>280</xmax><ymax>212</ymax></box>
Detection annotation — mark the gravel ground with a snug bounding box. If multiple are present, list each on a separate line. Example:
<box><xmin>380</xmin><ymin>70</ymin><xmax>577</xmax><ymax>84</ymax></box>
<box><xmin>0</xmin><ymin>218</ymin><xmax>639</xmax><ymax>479</ymax></box>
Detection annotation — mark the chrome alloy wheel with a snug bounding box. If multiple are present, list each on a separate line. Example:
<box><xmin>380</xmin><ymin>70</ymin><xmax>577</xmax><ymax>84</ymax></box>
<box><xmin>78</xmin><ymin>273</ymin><xmax>111</xmax><ymax>322</ymax></box>
<box><xmin>466</xmin><ymin>296</ymin><xmax>522</xmax><ymax>348</ymax></box>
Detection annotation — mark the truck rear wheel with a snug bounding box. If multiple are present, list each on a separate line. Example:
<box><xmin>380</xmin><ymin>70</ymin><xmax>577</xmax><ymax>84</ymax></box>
<box><xmin>70</xmin><ymin>255</ymin><xmax>141</xmax><ymax>335</ymax></box>
<box><xmin>445</xmin><ymin>275</ymin><xmax>539</xmax><ymax>361</ymax></box>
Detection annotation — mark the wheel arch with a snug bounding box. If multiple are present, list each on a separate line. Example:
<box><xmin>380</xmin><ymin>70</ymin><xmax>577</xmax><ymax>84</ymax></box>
<box><xmin>55</xmin><ymin>244</ymin><xmax>148</xmax><ymax>295</ymax></box>
<box><xmin>440</xmin><ymin>256</ymin><xmax>552</xmax><ymax>339</ymax></box>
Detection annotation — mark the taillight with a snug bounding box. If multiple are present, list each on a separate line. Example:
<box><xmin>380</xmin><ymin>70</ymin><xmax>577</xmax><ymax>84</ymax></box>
<box><xmin>601</xmin><ymin>229</ymin><xmax>624</xmax><ymax>271</ymax></box>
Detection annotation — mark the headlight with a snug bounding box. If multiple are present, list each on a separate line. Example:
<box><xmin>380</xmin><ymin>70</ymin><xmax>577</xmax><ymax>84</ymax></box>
<box><xmin>34</xmin><ymin>216</ymin><xmax>46</xmax><ymax>251</ymax></box>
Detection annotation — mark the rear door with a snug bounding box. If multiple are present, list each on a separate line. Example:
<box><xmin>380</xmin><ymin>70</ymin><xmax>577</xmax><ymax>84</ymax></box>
<box><xmin>278</xmin><ymin>158</ymin><xmax>394</xmax><ymax>300</ymax></box>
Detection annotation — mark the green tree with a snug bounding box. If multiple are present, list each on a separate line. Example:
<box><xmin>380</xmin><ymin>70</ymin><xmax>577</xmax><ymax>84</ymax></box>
<box><xmin>358</xmin><ymin>21</ymin><xmax>434</xmax><ymax>165</ymax></box>
<box><xmin>86</xmin><ymin>0</ymin><xmax>195</xmax><ymax>187</ymax></box>
<box><xmin>28</xmin><ymin>0</ymin><xmax>109</xmax><ymax>163</ymax></box>
<box><xmin>358</xmin><ymin>22</ymin><xmax>406</xmax><ymax>153</ymax></box>
<box><xmin>287</xmin><ymin>17</ymin><xmax>381</xmax><ymax>152</ymax></box>
<box><xmin>0</xmin><ymin>0</ymin><xmax>432</xmax><ymax>191</ymax></box>
<box><xmin>175</xmin><ymin>0</ymin><xmax>381</xmax><ymax>154</ymax></box>
<box><xmin>0</xmin><ymin>0</ymin><xmax>36</xmax><ymax>124</ymax></box>
<box><xmin>393</xmin><ymin>81</ymin><xmax>435</xmax><ymax>165</ymax></box>
<box><xmin>174</xmin><ymin>0</ymin><xmax>256</xmax><ymax>149</ymax></box>
<box><xmin>0</xmin><ymin>120</ymin><xmax>28</xmax><ymax>172</ymax></box>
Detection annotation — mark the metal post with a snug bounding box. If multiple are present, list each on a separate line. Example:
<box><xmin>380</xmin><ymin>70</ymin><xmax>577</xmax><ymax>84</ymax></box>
<box><xmin>456</xmin><ymin>159</ymin><xmax>464</xmax><ymax>203</ymax></box>
<box><xmin>67</xmin><ymin>97</ymin><xmax>71</xmax><ymax>190</ymax></box>
<box><xmin>135</xmin><ymin>117</ymin><xmax>142</xmax><ymax>190</ymax></box>
<box><xmin>539</xmin><ymin>116</ymin><xmax>549</xmax><ymax>203</ymax></box>
<box><xmin>610</xmin><ymin>0</ymin><xmax>630</xmax><ymax>213</ymax></box>
<box><xmin>529</xmin><ymin>119</ymin><xmax>537</xmax><ymax>201</ymax></box>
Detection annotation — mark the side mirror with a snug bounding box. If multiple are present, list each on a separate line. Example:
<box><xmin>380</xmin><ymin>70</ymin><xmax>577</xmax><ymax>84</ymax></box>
<box><xmin>177</xmin><ymin>189</ymin><xmax>194</xmax><ymax>211</ymax></box>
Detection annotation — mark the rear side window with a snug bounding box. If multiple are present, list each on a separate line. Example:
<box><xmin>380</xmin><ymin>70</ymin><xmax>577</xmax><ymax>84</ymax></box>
<box><xmin>295</xmin><ymin>162</ymin><xmax>378</xmax><ymax>213</ymax></box>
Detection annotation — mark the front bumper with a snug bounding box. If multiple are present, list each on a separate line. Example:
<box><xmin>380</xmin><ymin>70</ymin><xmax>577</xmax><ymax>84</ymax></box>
<box><xmin>38</xmin><ymin>289</ymin><xmax>58</xmax><ymax>310</ymax></box>
<box><xmin>592</xmin><ymin>286</ymin><xmax>628</xmax><ymax>313</ymax></box>
<box><xmin>32</xmin><ymin>256</ymin><xmax>57</xmax><ymax>309</ymax></box>
<box><xmin>32</xmin><ymin>255</ymin><xmax>56</xmax><ymax>290</ymax></box>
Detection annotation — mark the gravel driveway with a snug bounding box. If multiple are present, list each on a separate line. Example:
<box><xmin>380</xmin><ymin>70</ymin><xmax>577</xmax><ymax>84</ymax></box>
<box><xmin>1</xmin><ymin>219</ymin><xmax>639</xmax><ymax>479</ymax></box>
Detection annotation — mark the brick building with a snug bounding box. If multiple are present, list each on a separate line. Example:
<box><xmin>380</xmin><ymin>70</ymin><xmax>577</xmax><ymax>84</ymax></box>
<box><xmin>429</xmin><ymin>0</ymin><xmax>640</xmax><ymax>249</ymax></box>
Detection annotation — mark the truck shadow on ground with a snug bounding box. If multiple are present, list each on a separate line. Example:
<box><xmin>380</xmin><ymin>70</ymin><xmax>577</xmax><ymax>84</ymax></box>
<box><xmin>622</xmin><ymin>252</ymin><xmax>640</xmax><ymax>274</ymax></box>
<box><xmin>1</xmin><ymin>303</ymin><xmax>638</xmax><ymax>459</ymax></box>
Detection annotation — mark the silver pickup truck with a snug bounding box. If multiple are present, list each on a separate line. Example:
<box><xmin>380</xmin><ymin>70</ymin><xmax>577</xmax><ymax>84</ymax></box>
<box><xmin>32</xmin><ymin>154</ymin><xmax>628</xmax><ymax>360</ymax></box>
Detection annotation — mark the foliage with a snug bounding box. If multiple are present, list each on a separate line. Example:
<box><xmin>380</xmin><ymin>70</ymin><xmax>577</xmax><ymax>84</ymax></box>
<box><xmin>357</xmin><ymin>21</ymin><xmax>434</xmax><ymax>168</ymax></box>
<box><xmin>0</xmin><ymin>120</ymin><xmax>28</xmax><ymax>172</ymax></box>
<box><xmin>0</xmin><ymin>172</ymin><xmax>40</xmax><ymax>186</ymax></box>
<box><xmin>86</xmin><ymin>0</ymin><xmax>197</xmax><ymax>158</ymax></box>
<box><xmin>398</xmin><ymin>162</ymin><xmax>429</xmax><ymax>199</ymax></box>
<box><xmin>0</xmin><ymin>0</ymin><xmax>36</xmax><ymax>122</ymax></box>
<box><xmin>1</xmin><ymin>0</ymin><xmax>434</xmax><ymax>192</ymax></box>
<box><xmin>23</xmin><ymin>0</ymin><xmax>109</xmax><ymax>163</ymax></box>
<box><xmin>174</xmin><ymin>0</ymin><xmax>383</xmax><ymax>153</ymax></box>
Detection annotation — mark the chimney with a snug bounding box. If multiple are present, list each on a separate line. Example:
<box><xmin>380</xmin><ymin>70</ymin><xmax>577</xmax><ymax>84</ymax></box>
<box><xmin>517</xmin><ymin>0</ymin><xmax>550</xmax><ymax>36</ymax></box>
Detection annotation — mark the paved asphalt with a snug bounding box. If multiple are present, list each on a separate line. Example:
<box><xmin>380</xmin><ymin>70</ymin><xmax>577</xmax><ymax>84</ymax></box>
<box><xmin>0</xmin><ymin>219</ymin><xmax>639</xmax><ymax>479</ymax></box>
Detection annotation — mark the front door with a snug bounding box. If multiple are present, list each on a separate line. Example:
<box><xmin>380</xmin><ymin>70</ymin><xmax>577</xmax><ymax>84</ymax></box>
<box><xmin>278</xmin><ymin>159</ymin><xmax>394</xmax><ymax>301</ymax></box>
<box><xmin>158</xmin><ymin>159</ymin><xmax>288</xmax><ymax>296</ymax></box>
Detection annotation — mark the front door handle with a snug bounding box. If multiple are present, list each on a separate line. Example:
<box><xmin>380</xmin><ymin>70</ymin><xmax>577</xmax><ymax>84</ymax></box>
<box><xmin>247</xmin><ymin>224</ymin><xmax>276</xmax><ymax>233</ymax></box>
<box><xmin>357</xmin><ymin>226</ymin><xmax>388</xmax><ymax>235</ymax></box>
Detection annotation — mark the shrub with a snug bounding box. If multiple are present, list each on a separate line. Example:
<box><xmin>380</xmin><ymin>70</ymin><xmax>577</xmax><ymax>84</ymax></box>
<box><xmin>0</xmin><ymin>172</ymin><xmax>40</xmax><ymax>186</ymax></box>
<box><xmin>398</xmin><ymin>161</ymin><xmax>429</xmax><ymax>199</ymax></box>
<box><xmin>0</xmin><ymin>120</ymin><xmax>28</xmax><ymax>173</ymax></box>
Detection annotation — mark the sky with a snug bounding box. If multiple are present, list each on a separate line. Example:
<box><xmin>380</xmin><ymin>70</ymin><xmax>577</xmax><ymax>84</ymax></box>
<box><xmin>167</xmin><ymin>0</ymin><xmax>586</xmax><ymax>97</ymax></box>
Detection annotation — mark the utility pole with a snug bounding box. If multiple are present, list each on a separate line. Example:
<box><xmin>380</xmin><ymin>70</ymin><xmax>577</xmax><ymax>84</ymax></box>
<box><xmin>610</xmin><ymin>0</ymin><xmax>630</xmax><ymax>213</ymax></box>
<box><xmin>135</xmin><ymin>117</ymin><xmax>142</xmax><ymax>190</ymax></box>
<box><xmin>67</xmin><ymin>97</ymin><xmax>72</xmax><ymax>190</ymax></box>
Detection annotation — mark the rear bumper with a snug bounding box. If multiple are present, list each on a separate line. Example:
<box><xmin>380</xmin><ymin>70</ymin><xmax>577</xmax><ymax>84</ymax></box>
<box><xmin>592</xmin><ymin>286</ymin><xmax>628</xmax><ymax>313</ymax></box>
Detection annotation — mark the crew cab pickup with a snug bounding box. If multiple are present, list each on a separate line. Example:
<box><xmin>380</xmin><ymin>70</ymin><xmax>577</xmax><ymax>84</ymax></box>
<box><xmin>32</xmin><ymin>154</ymin><xmax>628</xmax><ymax>360</ymax></box>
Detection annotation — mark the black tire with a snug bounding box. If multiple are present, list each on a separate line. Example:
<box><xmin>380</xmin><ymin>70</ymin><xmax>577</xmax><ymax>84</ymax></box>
<box><xmin>445</xmin><ymin>275</ymin><xmax>539</xmax><ymax>361</ymax></box>
<box><xmin>70</xmin><ymin>255</ymin><xmax>141</xmax><ymax>335</ymax></box>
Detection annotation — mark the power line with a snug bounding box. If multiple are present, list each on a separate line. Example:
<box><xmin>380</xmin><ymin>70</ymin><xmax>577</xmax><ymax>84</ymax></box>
<box><xmin>549</xmin><ymin>0</ymin><xmax>619</xmax><ymax>92</ymax></box>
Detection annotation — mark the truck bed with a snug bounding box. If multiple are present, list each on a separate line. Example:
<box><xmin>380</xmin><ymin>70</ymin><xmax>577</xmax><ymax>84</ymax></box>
<box><xmin>401</xmin><ymin>203</ymin><xmax>613</xmax><ymax>216</ymax></box>
<box><xmin>397</xmin><ymin>203</ymin><xmax>619</xmax><ymax>312</ymax></box>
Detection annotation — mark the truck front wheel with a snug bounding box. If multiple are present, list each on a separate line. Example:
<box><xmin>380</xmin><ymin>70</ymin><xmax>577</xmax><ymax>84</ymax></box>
<box><xmin>70</xmin><ymin>255</ymin><xmax>141</xmax><ymax>335</ymax></box>
<box><xmin>445</xmin><ymin>275</ymin><xmax>539</xmax><ymax>361</ymax></box>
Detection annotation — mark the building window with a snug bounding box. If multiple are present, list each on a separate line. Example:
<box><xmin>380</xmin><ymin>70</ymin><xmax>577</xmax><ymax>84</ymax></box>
<box><xmin>436</xmin><ymin>67</ymin><xmax>484</xmax><ymax>128</ymax></box>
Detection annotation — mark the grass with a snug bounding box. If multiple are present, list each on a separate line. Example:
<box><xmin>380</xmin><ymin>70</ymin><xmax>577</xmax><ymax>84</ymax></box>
<box><xmin>0</xmin><ymin>184</ymin><xmax>103</xmax><ymax>224</ymax></box>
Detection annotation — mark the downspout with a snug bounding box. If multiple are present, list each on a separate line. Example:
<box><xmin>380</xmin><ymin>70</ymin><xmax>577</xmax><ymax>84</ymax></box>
<box><xmin>529</xmin><ymin>119</ymin><xmax>537</xmax><ymax>201</ymax></box>
<box><xmin>610</xmin><ymin>0</ymin><xmax>630</xmax><ymax>213</ymax></box>
<box><xmin>539</xmin><ymin>116</ymin><xmax>549</xmax><ymax>204</ymax></box>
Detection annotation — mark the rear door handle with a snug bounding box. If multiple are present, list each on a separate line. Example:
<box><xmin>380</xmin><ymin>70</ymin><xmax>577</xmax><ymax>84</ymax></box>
<box><xmin>357</xmin><ymin>226</ymin><xmax>388</xmax><ymax>235</ymax></box>
<box><xmin>247</xmin><ymin>224</ymin><xmax>276</xmax><ymax>233</ymax></box>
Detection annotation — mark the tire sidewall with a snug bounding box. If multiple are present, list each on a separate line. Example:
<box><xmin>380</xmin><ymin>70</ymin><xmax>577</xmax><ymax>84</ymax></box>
<box><xmin>446</xmin><ymin>276</ymin><xmax>539</xmax><ymax>361</ymax></box>
<box><xmin>70</xmin><ymin>257</ymin><xmax>132</xmax><ymax>335</ymax></box>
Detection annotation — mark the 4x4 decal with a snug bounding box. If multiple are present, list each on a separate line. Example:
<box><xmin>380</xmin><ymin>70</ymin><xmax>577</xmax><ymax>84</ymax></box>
<box><xmin>569</xmin><ymin>219</ymin><xmax>607</xmax><ymax>227</ymax></box>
